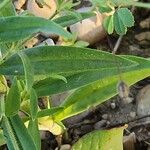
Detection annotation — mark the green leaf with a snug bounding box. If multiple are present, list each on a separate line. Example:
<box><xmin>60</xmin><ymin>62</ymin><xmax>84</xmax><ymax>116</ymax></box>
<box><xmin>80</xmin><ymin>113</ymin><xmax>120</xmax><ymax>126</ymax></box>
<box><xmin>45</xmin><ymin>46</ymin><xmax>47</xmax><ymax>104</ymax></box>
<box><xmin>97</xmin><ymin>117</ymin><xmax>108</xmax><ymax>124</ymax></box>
<box><xmin>37</xmin><ymin>107</ymin><xmax>64</xmax><ymax>118</ymax></box>
<box><xmin>0</xmin><ymin>46</ymin><xmax>136</xmax><ymax>76</ymax></box>
<box><xmin>5</xmin><ymin>77</ymin><xmax>20</xmax><ymax>117</ymax></box>
<box><xmin>0</xmin><ymin>94</ymin><xmax>5</xmax><ymax>119</ymax></box>
<box><xmin>18</xmin><ymin>52</ymin><xmax>34</xmax><ymax>93</ymax></box>
<box><xmin>114</xmin><ymin>8</ymin><xmax>134</xmax><ymax>35</ymax></box>
<box><xmin>117</xmin><ymin>8</ymin><xmax>134</xmax><ymax>27</ymax></box>
<box><xmin>103</xmin><ymin>15</ymin><xmax>114</xmax><ymax>34</ymax></box>
<box><xmin>0</xmin><ymin>130</ymin><xmax>6</xmax><ymax>146</ymax></box>
<box><xmin>1</xmin><ymin>115</ymin><xmax>37</xmax><ymax>150</ymax></box>
<box><xmin>28</xmin><ymin>119</ymin><xmax>41</xmax><ymax>150</ymax></box>
<box><xmin>53</xmin><ymin>12</ymin><xmax>95</xmax><ymax>27</ymax></box>
<box><xmin>54</xmin><ymin>56</ymin><xmax>150</xmax><ymax>121</ymax></box>
<box><xmin>0</xmin><ymin>16</ymin><xmax>72</xmax><ymax>43</ymax></box>
<box><xmin>30</xmin><ymin>88</ymin><xmax>38</xmax><ymax>120</ymax></box>
<box><xmin>72</xmin><ymin>126</ymin><xmax>126</xmax><ymax>150</ymax></box>
<box><xmin>0</xmin><ymin>0</ymin><xmax>16</xmax><ymax>17</ymax></box>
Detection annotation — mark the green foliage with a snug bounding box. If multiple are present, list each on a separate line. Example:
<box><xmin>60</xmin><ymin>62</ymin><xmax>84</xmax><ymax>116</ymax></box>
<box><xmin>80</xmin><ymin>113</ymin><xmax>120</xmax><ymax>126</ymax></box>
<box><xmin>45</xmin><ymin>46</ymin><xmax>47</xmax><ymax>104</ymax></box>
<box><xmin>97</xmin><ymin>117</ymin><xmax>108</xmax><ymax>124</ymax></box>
<box><xmin>0</xmin><ymin>0</ymin><xmax>150</xmax><ymax>149</ymax></box>
<box><xmin>1</xmin><ymin>115</ymin><xmax>37</xmax><ymax>150</ymax></box>
<box><xmin>114</xmin><ymin>8</ymin><xmax>134</xmax><ymax>35</ymax></box>
<box><xmin>0</xmin><ymin>16</ymin><xmax>72</xmax><ymax>43</ymax></box>
<box><xmin>53</xmin><ymin>12</ymin><xmax>95</xmax><ymax>27</ymax></box>
<box><xmin>72</xmin><ymin>125</ymin><xmax>126</xmax><ymax>150</ymax></box>
<box><xmin>5</xmin><ymin>77</ymin><xmax>20</xmax><ymax>117</ymax></box>
<box><xmin>28</xmin><ymin>119</ymin><xmax>41</xmax><ymax>150</ymax></box>
<box><xmin>103</xmin><ymin>7</ymin><xmax>134</xmax><ymax>35</ymax></box>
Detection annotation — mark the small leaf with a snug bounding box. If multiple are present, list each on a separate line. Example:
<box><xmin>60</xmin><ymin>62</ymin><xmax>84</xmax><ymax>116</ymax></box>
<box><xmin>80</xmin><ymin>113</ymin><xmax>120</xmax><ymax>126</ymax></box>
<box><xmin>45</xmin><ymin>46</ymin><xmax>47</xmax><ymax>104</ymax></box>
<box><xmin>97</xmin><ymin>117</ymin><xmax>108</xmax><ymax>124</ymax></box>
<box><xmin>28</xmin><ymin>119</ymin><xmax>41</xmax><ymax>150</ymax></box>
<box><xmin>72</xmin><ymin>125</ymin><xmax>127</xmax><ymax>150</ymax></box>
<box><xmin>5</xmin><ymin>77</ymin><xmax>20</xmax><ymax>117</ymax></box>
<box><xmin>18</xmin><ymin>52</ymin><xmax>34</xmax><ymax>93</ymax></box>
<box><xmin>114</xmin><ymin>8</ymin><xmax>134</xmax><ymax>35</ymax></box>
<box><xmin>117</xmin><ymin>8</ymin><xmax>134</xmax><ymax>27</ymax></box>
<box><xmin>103</xmin><ymin>15</ymin><xmax>114</xmax><ymax>34</ymax></box>
<box><xmin>30</xmin><ymin>88</ymin><xmax>38</xmax><ymax>120</ymax></box>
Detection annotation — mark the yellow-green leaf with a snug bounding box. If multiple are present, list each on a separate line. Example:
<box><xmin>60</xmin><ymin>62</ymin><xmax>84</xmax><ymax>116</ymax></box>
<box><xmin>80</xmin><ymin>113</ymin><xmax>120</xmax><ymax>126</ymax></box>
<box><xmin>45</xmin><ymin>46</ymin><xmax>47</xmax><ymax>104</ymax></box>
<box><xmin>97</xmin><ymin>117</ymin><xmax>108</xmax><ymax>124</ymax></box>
<box><xmin>72</xmin><ymin>125</ymin><xmax>127</xmax><ymax>150</ymax></box>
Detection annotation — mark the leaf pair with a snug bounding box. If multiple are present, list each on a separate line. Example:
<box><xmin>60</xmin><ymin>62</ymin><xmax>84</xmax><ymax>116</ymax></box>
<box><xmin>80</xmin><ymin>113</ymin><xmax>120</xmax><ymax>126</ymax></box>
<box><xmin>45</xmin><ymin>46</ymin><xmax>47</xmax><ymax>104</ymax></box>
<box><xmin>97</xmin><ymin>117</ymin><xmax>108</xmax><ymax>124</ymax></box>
<box><xmin>103</xmin><ymin>8</ymin><xmax>134</xmax><ymax>35</ymax></box>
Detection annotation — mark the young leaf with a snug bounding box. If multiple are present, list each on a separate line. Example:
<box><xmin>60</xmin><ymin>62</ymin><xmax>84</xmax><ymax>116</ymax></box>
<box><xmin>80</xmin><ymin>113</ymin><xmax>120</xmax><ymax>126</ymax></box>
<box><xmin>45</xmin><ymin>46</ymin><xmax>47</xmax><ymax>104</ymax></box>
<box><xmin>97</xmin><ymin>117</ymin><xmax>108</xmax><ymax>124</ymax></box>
<box><xmin>103</xmin><ymin>15</ymin><xmax>114</xmax><ymax>34</ymax></box>
<box><xmin>117</xmin><ymin>8</ymin><xmax>134</xmax><ymax>27</ymax></box>
<box><xmin>72</xmin><ymin>126</ymin><xmax>127</xmax><ymax>150</ymax></box>
<box><xmin>0</xmin><ymin>16</ymin><xmax>72</xmax><ymax>43</ymax></box>
<box><xmin>5</xmin><ymin>77</ymin><xmax>20</xmax><ymax>117</ymax></box>
<box><xmin>114</xmin><ymin>8</ymin><xmax>134</xmax><ymax>35</ymax></box>
<box><xmin>18</xmin><ymin>52</ymin><xmax>34</xmax><ymax>93</ymax></box>
<box><xmin>30</xmin><ymin>88</ymin><xmax>38</xmax><ymax>120</ymax></box>
<box><xmin>28</xmin><ymin>119</ymin><xmax>41</xmax><ymax>150</ymax></box>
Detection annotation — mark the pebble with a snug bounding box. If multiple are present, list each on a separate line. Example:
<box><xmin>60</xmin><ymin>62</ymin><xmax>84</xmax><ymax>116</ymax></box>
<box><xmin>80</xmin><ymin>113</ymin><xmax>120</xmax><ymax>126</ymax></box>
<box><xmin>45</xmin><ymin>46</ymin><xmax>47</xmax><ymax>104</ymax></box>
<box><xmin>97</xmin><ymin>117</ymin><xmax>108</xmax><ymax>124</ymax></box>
<box><xmin>130</xmin><ymin>111</ymin><xmax>136</xmax><ymax>118</ymax></box>
<box><xmin>27</xmin><ymin>0</ymin><xmax>56</xmax><ymax>19</ymax></box>
<box><xmin>135</xmin><ymin>31</ymin><xmax>150</xmax><ymax>41</ymax></box>
<box><xmin>55</xmin><ymin>144</ymin><xmax>71</xmax><ymax>150</ymax></box>
<box><xmin>136</xmin><ymin>85</ymin><xmax>150</xmax><ymax>119</ymax></box>
<box><xmin>94</xmin><ymin>120</ymin><xmax>107</xmax><ymax>130</ymax></box>
<box><xmin>38</xmin><ymin>38</ymin><xmax>55</xmax><ymax>46</ymax></box>
<box><xmin>70</xmin><ymin>7</ymin><xmax>106</xmax><ymax>45</ymax></box>
<box><xmin>24</xmin><ymin>37</ymin><xmax>38</xmax><ymax>48</ymax></box>
<box><xmin>110</xmin><ymin>102</ymin><xmax>116</xmax><ymax>109</ymax></box>
<box><xmin>102</xmin><ymin>114</ymin><xmax>108</xmax><ymax>120</ymax></box>
<box><xmin>140</xmin><ymin>17</ymin><xmax>150</xmax><ymax>29</ymax></box>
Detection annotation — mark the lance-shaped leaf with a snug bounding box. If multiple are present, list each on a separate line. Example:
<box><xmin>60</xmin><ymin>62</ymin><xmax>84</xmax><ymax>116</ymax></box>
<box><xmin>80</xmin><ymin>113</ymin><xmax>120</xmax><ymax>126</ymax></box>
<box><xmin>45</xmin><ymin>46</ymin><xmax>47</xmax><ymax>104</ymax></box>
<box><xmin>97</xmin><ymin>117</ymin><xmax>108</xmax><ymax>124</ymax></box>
<box><xmin>0</xmin><ymin>46</ymin><xmax>137</xmax><ymax>76</ymax></box>
<box><xmin>72</xmin><ymin>125</ymin><xmax>127</xmax><ymax>150</ymax></box>
<box><xmin>54</xmin><ymin>56</ymin><xmax>150</xmax><ymax>121</ymax></box>
<box><xmin>0</xmin><ymin>16</ymin><xmax>72</xmax><ymax>43</ymax></box>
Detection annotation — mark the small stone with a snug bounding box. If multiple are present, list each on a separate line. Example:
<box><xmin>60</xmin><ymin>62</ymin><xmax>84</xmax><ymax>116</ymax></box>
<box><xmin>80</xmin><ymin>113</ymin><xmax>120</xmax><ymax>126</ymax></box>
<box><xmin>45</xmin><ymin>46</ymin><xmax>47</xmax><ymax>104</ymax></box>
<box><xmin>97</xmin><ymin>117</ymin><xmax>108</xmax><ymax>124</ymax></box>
<box><xmin>130</xmin><ymin>111</ymin><xmax>136</xmax><ymax>118</ymax></box>
<box><xmin>38</xmin><ymin>38</ymin><xmax>55</xmax><ymax>46</ymax></box>
<box><xmin>110</xmin><ymin>102</ymin><xmax>116</xmax><ymax>109</ymax></box>
<box><xmin>55</xmin><ymin>144</ymin><xmax>71</xmax><ymax>150</ymax></box>
<box><xmin>27</xmin><ymin>0</ymin><xmax>57</xmax><ymax>19</ymax></box>
<box><xmin>135</xmin><ymin>32</ymin><xmax>150</xmax><ymax>41</ymax></box>
<box><xmin>140</xmin><ymin>17</ymin><xmax>150</xmax><ymax>29</ymax></box>
<box><xmin>136</xmin><ymin>84</ymin><xmax>150</xmax><ymax>119</ymax></box>
<box><xmin>24</xmin><ymin>37</ymin><xmax>38</xmax><ymax>48</ymax></box>
<box><xmin>102</xmin><ymin>114</ymin><xmax>108</xmax><ymax>120</ymax></box>
<box><xmin>106</xmin><ymin>121</ymin><xmax>110</xmax><ymax>125</ymax></box>
<box><xmin>94</xmin><ymin>120</ymin><xmax>106</xmax><ymax>130</ymax></box>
